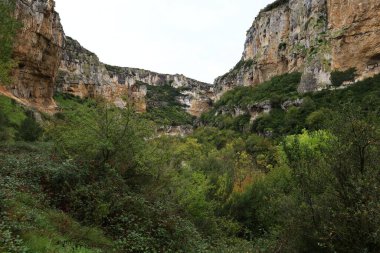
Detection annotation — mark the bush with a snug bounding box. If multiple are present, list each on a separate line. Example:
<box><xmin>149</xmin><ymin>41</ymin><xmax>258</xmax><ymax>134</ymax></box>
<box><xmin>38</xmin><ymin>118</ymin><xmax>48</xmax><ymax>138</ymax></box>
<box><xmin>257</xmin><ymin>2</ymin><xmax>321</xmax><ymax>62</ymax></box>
<box><xmin>331</xmin><ymin>68</ymin><xmax>357</xmax><ymax>87</ymax></box>
<box><xmin>0</xmin><ymin>0</ymin><xmax>21</xmax><ymax>84</ymax></box>
<box><xmin>18</xmin><ymin>113</ymin><xmax>43</xmax><ymax>142</ymax></box>
<box><xmin>262</xmin><ymin>0</ymin><xmax>289</xmax><ymax>13</ymax></box>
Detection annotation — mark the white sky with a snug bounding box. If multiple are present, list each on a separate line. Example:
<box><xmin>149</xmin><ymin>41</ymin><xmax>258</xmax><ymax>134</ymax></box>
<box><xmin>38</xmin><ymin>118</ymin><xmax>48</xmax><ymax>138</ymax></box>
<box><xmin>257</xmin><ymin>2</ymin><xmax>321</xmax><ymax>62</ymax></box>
<box><xmin>55</xmin><ymin>0</ymin><xmax>273</xmax><ymax>83</ymax></box>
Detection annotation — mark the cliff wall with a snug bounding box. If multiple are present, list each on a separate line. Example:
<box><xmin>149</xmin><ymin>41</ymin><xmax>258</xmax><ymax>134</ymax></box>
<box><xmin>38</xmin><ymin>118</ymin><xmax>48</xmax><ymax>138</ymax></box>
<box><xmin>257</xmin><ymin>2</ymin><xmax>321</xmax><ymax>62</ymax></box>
<box><xmin>57</xmin><ymin>37</ymin><xmax>213</xmax><ymax>115</ymax></box>
<box><xmin>215</xmin><ymin>0</ymin><xmax>380</xmax><ymax>96</ymax></box>
<box><xmin>3</xmin><ymin>0</ymin><xmax>213</xmax><ymax>116</ymax></box>
<box><xmin>7</xmin><ymin>0</ymin><xmax>65</xmax><ymax>111</ymax></box>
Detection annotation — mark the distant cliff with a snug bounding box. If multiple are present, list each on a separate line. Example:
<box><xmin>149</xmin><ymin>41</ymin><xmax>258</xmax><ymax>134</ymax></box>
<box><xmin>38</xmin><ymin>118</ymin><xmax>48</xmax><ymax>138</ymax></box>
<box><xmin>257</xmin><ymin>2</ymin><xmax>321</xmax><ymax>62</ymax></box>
<box><xmin>57</xmin><ymin>37</ymin><xmax>213</xmax><ymax>116</ymax></box>
<box><xmin>215</xmin><ymin>0</ymin><xmax>380</xmax><ymax>96</ymax></box>
<box><xmin>5</xmin><ymin>0</ymin><xmax>380</xmax><ymax>115</ymax></box>
<box><xmin>4</xmin><ymin>0</ymin><xmax>213</xmax><ymax>116</ymax></box>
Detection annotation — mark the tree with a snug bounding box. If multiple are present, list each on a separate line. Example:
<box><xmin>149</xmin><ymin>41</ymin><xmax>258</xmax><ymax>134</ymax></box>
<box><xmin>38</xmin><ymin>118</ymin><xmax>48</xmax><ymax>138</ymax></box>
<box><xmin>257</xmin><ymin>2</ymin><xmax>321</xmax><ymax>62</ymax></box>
<box><xmin>0</xmin><ymin>108</ymin><xmax>11</xmax><ymax>141</ymax></box>
<box><xmin>18</xmin><ymin>113</ymin><xmax>42</xmax><ymax>142</ymax></box>
<box><xmin>51</xmin><ymin>98</ymin><xmax>154</xmax><ymax>176</ymax></box>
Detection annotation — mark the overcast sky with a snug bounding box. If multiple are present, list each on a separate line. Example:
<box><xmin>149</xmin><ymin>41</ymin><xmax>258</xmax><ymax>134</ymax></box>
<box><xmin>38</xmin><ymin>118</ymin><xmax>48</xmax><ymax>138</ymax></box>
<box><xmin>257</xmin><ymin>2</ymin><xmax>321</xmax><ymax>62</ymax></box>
<box><xmin>55</xmin><ymin>0</ymin><xmax>273</xmax><ymax>83</ymax></box>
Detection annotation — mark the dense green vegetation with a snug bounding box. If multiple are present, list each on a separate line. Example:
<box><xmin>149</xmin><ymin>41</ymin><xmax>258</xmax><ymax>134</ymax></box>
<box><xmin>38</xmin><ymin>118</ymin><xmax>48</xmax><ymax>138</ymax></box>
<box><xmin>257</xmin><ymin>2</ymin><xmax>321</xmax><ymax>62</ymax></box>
<box><xmin>2</xmin><ymin>83</ymin><xmax>380</xmax><ymax>252</ymax></box>
<box><xmin>202</xmin><ymin>72</ymin><xmax>380</xmax><ymax>137</ymax></box>
<box><xmin>144</xmin><ymin>84</ymin><xmax>194</xmax><ymax>126</ymax></box>
<box><xmin>261</xmin><ymin>0</ymin><xmax>289</xmax><ymax>13</ymax></box>
<box><xmin>0</xmin><ymin>0</ymin><xmax>20</xmax><ymax>84</ymax></box>
<box><xmin>1</xmin><ymin>3</ymin><xmax>380</xmax><ymax>250</ymax></box>
<box><xmin>219</xmin><ymin>59</ymin><xmax>254</xmax><ymax>81</ymax></box>
<box><xmin>331</xmin><ymin>68</ymin><xmax>357</xmax><ymax>87</ymax></box>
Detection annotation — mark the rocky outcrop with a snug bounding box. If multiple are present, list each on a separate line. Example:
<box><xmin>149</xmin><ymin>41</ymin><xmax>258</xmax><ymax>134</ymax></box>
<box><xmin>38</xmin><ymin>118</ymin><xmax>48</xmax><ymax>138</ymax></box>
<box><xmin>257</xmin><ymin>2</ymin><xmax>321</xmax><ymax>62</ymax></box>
<box><xmin>4</xmin><ymin>0</ymin><xmax>213</xmax><ymax>116</ymax></box>
<box><xmin>57</xmin><ymin>37</ymin><xmax>213</xmax><ymax>115</ymax></box>
<box><xmin>7</xmin><ymin>0</ymin><xmax>65</xmax><ymax>111</ymax></box>
<box><xmin>215</xmin><ymin>0</ymin><xmax>380</xmax><ymax>95</ymax></box>
<box><xmin>328</xmin><ymin>0</ymin><xmax>380</xmax><ymax>81</ymax></box>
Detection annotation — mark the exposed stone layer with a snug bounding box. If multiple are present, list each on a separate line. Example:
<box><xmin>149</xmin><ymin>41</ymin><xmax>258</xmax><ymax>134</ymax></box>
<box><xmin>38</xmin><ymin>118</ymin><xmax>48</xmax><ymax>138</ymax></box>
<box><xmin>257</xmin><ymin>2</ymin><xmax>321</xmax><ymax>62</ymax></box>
<box><xmin>328</xmin><ymin>0</ymin><xmax>380</xmax><ymax>81</ymax></box>
<box><xmin>4</xmin><ymin>0</ymin><xmax>213</xmax><ymax>116</ymax></box>
<box><xmin>9</xmin><ymin>0</ymin><xmax>65</xmax><ymax>110</ymax></box>
<box><xmin>215</xmin><ymin>0</ymin><xmax>380</xmax><ymax>95</ymax></box>
<box><xmin>57</xmin><ymin>37</ymin><xmax>213</xmax><ymax>115</ymax></box>
<box><xmin>6</xmin><ymin>0</ymin><xmax>380</xmax><ymax>115</ymax></box>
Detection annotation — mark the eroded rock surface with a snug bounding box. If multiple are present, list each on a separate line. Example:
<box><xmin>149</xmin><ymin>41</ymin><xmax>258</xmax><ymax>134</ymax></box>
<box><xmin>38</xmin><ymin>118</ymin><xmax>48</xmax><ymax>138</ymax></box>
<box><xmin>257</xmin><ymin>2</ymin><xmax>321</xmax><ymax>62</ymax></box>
<box><xmin>57</xmin><ymin>37</ymin><xmax>213</xmax><ymax>115</ymax></box>
<box><xmin>8</xmin><ymin>0</ymin><xmax>65</xmax><ymax>111</ymax></box>
<box><xmin>215</xmin><ymin>0</ymin><xmax>380</xmax><ymax>95</ymax></box>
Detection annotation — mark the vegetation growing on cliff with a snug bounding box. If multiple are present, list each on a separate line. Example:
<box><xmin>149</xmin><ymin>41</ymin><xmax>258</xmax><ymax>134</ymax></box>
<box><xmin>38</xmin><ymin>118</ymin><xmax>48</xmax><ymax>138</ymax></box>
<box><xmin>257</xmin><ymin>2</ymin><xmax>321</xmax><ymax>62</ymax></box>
<box><xmin>261</xmin><ymin>0</ymin><xmax>289</xmax><ymax>13</ymax></box>
<box><xmin>2</xmin><ymin>79</ymin><xmax>380</xmax><ymax>252</ymax></box>
<box><xmin>0</xmin><ymin>0</ymin><xmax>20</xmax><ymax>84</ymax></box>
<box><xmin>144</xmin><ymin>84</ymin><xmax>194</xmax><ymax>126</ymax></box>
<box><xmin>331</xmin><ymin>67</ymin><xmax>357</xmax><ymax>87</ymax></box>
<box><xmin>219</xmin><ymin>59</ymin><xmax>255</xmax><ymax>81</ymax></box>
<box><xmin>202</xmin><ymin>72</ymin><xmax>380</xmax><ymax>137</ymax></box>
<box><xmin>1</xmin><ymin>70</ymin><xmax>380</xmax><ymax>252</ymax></box>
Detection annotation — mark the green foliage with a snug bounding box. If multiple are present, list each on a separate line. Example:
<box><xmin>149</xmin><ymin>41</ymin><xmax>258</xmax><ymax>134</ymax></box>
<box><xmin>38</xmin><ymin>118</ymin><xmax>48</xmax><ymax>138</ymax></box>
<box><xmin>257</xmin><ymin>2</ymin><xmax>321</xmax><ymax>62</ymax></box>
<box><xmin>216</xmin><ymin>72</ymin><xmax>301</xmax><ymax>109</ymax></box>
<box><xmin>0</xmin><ymin>95</ymin><xmax>28</xmax><ymax>141</ymax></box>
<box><xmin>202</xmin><ymin>73</ymin><xmax>302</xmax><ymax>133</ymax></box>
<box><xmin>51</xmin><ymin>98</ymin><xmax>153</xmax><ymax>171</ymax></box>
<box><xmin>3</xmin><ymin>72</ymin><xmax>380</xmax><ymax>252</ymax></box>
<box><xmin>0</xmin><ymin>0</ymin><xmax>21</xmax><ymax>84</ymax></box>
<box><xmin>204</xmin><ymin>73</ymin><xmax>380</xmax><ymax>137</ymax></box>
<box><xmin>17</xmin><ymin>112</ymin><xmax>43</xmax><ymax>142</ymax></box>
<box><xmin>0</xmin><ymin>95</ymin><xmax>26</xmax><ymax>126</ymax></box>
<box><xmin>144</xmin><ymin>84</ymin><xmax>194</xmax><ymax>126</ymax></box>
<box><xmin>262</xmin><ymin>0</ymin><xmax>289</xmax><ymax>13</ymax></box>
<box><xmin>331</xmin><ymin>67</ymin><xmax>357</xmax><ymax>87</ymax></box>
<box><xmin>219</xmin><ymin>59</ymin><xmax>255</xmax><ymax>80</ymax></box>
<box><xmin>0</xmin><ymin>143</ymin><xmax>113</xmax><ymax>253</ymax></box>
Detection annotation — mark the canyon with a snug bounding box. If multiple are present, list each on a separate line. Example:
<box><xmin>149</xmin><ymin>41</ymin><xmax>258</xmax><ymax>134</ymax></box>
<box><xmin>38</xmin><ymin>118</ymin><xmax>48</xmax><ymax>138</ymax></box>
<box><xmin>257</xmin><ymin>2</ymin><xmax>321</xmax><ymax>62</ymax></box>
<box><xmin>2</xmin><ymin>0</ymin><xmax>380</xmax><ymax>117</ymax></box>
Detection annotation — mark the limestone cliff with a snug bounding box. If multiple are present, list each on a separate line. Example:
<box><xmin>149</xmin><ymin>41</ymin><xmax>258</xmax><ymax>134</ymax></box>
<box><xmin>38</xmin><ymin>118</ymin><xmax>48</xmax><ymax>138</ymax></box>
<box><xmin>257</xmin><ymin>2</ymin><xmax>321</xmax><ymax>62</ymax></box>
<box><xmin>215</xmin><ymin>0</ymin><xmax>380</xmax><ymax>95</ymax></box>
<box><xmin>7</xmin><ymin>0</ymin><xmax>65</xmax><ymax>111</ymax></box>
<box><xmin>328</xmin><ymin>0</ymin><xmax>380</xmax><ymax>81</ymax></box>
<box><xmin>57</xmin><ymin>37</ymin><xmax>213</xmax><ymax>116</ymax></box>
<box><xmin>3</xmin><ymin>0</ymin><xmax>213</xmax><ymax>116</ymax></box>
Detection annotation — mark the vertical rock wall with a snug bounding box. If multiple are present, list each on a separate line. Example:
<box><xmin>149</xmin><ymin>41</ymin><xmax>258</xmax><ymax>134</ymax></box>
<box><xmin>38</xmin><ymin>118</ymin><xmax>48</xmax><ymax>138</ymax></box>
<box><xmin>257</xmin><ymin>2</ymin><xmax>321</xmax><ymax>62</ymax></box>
<box><xmin>328</xmin><ymin>0</ymin><xmax>380</xmax><ymax>81</ymax></box>
<box><xmin>9</xmin><ymin>0</ymin><xmax>64</xmax><ymax>110</ymax></box>
<box><xmin>57</xmin><ymin>37</ymin><xmax>213</xmax><ymax>115</ymax></box>
<box><xmin>215</xmin><ymin>0</ymin><xmax>380</xmax><ymax>96</ymax></box>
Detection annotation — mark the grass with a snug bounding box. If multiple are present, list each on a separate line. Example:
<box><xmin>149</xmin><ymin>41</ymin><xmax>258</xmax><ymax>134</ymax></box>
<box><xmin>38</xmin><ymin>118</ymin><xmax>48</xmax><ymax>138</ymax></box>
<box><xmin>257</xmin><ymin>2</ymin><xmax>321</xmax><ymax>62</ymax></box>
<box><xmin>0</xmin><ymin>143</ymin><xmax>114</xmax><ymax>253</ymax></box>
<box><xmin>0</xmin><ymin>95</ymin><xmax>26</xmax><ymax>126</ymax></box>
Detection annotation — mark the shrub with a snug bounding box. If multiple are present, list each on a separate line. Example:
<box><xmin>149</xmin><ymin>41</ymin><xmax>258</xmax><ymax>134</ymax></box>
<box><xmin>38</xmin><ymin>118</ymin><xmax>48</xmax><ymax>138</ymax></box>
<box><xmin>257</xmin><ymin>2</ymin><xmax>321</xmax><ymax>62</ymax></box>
<box><xmin>18</xmin><ymin>113</ymin><xmax>43</xmax><ymax>142</ymax></box>
<box><xmin>0</xmin><ymin>0</ymin><xmax>21</xmax><ymax>84</ymax></box>
<box><xmin>331</xmin><ymin>67</ymin><xmax>357</xmax><ymax>87</ymax></box>
<box><xmin>262</xmin><ymin>0</ymin><xmax>289</xmax><ymax>13</ymax></box>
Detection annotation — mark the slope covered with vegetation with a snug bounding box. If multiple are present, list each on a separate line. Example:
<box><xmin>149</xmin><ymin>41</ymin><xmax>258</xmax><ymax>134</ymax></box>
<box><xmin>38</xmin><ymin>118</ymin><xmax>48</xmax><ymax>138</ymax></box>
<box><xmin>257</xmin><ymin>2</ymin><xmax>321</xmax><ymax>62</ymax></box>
<box><xmin>202</xmin><ymin>71</ymin><xmax>380</xmax><ymax>137</ymax></box>
<box><xmin>143</xmin><ymin>83</ymin><xmax>194</xmax><ymax>126</ymax></box>
<box><xmin>2</xmin><ymin>78</ymin><xmax>380</xmax><ymax>252</ymax></box>
<box><xmin>1</xmin><ymin>0</ymin><xmax>380</xmax><ymax>252</ymax></box>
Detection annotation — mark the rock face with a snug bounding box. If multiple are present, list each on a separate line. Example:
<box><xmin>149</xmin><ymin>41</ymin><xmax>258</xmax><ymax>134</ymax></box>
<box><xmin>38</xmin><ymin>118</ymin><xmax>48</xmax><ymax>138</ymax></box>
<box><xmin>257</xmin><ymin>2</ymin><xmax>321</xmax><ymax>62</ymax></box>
<box><xmin>9</xmin><ymin>0</ymin><xmax>65</xmax><ymax>110</ymax></box>
<box><xmin>215</xmin><ymin>0</ymin><xmax>380</xmax><ymax>95</ymax></box>
<box><xmin>6</xmin><ymin>0</ymin><xmax>380</xmax><ymax>115</ymax></box>
<box><xmin>57</xmin><ymin>37</ymin><xmax>213</xmax><ymax>115</ymax></box>
<box><xmin>328</xmin><ymin>0</ymin><xmax>380</xmax><ymax>81</ymax></box>
<box><xmin>4</xmin><ymin>0</ymin><xmax>213</xmax><ymax>116</ymax></box>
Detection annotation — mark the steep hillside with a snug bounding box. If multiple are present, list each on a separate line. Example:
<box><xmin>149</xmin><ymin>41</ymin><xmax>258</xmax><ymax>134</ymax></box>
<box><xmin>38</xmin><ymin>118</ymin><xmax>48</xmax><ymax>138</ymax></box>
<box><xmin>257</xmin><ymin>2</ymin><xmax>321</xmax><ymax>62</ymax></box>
<box><xmin>214</xmin><ymin>0</ymin><xmax>380</xmax><ymax>96</ymax></box>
